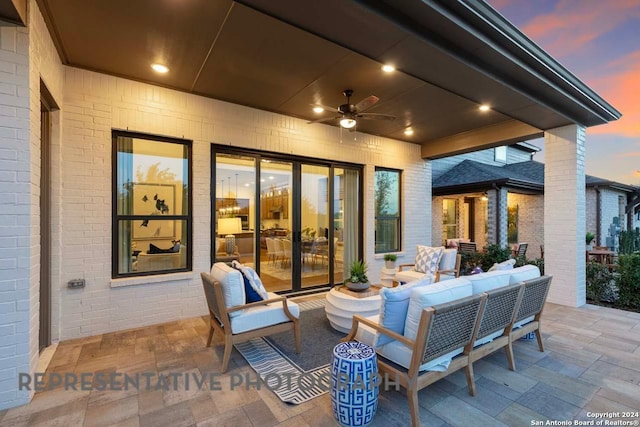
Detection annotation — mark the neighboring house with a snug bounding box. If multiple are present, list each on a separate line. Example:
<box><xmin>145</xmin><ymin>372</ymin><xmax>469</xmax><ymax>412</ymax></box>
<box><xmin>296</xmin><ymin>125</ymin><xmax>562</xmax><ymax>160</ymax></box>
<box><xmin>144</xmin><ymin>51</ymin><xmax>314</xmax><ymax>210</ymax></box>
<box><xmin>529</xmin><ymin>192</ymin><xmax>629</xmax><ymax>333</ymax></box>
<box><xmin>432</xmin><ymin>145</ymin><xmax>640</xmax><ymax>258</ymax></box>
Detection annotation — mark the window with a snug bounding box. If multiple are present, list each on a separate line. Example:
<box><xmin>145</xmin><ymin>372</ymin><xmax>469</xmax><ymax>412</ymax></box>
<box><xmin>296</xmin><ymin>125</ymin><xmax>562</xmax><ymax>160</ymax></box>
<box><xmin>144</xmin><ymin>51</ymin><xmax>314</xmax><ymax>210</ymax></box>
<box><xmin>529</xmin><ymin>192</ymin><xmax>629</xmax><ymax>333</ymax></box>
<box><xmin>442</xmin><ymin>198</ymin><xmax>457</xmax><ymax>242</ymax></box>
<box><xmin>112</xmin><ymin>131</ymin><xmax>191</xmax><ymax>278</ymax></box>
<box><xmin>375</xmin><ymin>168</ymin><xmax>401</xmax><ymax>253</ymax></box>
<box><xmin>494</xmin><ymin>146</ymin><xmax>507</xmax><ymax>163</ymax></box>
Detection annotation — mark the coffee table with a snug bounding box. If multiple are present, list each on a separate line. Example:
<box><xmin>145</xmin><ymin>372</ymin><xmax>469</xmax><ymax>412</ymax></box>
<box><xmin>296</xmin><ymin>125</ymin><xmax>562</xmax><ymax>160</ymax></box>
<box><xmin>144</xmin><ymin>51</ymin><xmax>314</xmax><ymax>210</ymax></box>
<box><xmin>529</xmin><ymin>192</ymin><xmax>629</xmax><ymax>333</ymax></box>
<box><xmin>325</xmin><ymin>285</ymin><xmax>382</xmax><ymax>333</ymax></box>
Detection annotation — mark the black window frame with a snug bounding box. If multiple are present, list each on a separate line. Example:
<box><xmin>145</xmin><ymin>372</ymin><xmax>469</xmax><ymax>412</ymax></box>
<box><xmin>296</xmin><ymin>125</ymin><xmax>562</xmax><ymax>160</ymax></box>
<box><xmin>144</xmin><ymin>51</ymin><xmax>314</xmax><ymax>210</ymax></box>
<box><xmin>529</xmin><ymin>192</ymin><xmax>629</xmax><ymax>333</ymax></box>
<box><xmin>111</xmin><ymin>130</ymin><xmax>193</xmax><ymax>278</ymax></box>
<box><xmin>374</xmin><ymin>167</ymin><xmax>402</xmax><ymax>254</ymax></box>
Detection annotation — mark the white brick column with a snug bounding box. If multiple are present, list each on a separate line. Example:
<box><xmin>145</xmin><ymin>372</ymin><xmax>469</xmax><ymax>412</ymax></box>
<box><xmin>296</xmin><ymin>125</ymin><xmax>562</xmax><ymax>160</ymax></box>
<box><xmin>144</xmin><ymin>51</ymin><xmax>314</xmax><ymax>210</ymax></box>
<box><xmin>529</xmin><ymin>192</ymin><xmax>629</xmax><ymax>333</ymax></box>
<box><xmin>544</xmin><ymin>124</ymin><xmax>586</xmax><ymax>306</ymax></box>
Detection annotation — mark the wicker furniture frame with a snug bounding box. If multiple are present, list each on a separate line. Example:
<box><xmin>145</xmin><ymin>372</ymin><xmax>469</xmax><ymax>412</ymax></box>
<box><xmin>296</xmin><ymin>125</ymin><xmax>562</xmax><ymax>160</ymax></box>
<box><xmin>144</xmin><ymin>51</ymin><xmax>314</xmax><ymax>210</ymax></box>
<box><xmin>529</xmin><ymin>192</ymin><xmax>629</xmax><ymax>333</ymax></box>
<box><xmin>200</xmin><ymin>272</ymin><xmax>301</xmax><ymax>373</ymax></box>
<box><xmin>345</xmin><ymin>293</ymin><xmax>487</xmax><ymax>427</ymax></box>
<box><xmin>343</xmin><ymin>275</ymin><xmax>553</xmax><ymax>427</ymax></box>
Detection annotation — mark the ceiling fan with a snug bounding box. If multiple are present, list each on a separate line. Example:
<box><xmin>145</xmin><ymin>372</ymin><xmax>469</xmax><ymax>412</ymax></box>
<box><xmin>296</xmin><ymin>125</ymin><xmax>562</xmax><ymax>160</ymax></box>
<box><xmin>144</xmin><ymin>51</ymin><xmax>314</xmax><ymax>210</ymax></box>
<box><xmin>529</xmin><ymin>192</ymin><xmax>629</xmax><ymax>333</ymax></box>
<box><xmin>308</xmin><ymin>89</ymin><xmax>396</xmax><ymax>129</ymax></box>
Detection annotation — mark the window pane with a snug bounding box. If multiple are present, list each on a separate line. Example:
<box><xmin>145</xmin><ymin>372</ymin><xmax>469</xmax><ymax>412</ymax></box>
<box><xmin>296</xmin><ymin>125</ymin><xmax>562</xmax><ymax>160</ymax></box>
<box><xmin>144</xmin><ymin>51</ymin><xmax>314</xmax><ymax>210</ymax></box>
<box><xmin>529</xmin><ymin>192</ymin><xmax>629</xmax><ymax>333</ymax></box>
<box><xmin>114</xmin><ymin>132</ymin><xmax>190</xmax><ymax>278</ymax></box>
<box><xmin>118</xmin><ymin>220</ymin><xmax>188</xmax><ymax>274</ymax></box>
<box><xmin>375</xmin><ymin>168</ymin><xmax>401</xmax><ymax>253</ymax></box>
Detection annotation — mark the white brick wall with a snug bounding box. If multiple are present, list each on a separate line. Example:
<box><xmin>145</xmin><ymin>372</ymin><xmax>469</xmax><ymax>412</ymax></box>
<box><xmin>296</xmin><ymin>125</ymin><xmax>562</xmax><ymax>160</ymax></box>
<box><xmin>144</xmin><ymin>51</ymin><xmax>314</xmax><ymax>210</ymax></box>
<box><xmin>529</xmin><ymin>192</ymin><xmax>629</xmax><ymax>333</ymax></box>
<box><xmin>57</xmin><ymin>67</ymin><xmax>429</xmax><ymax>340</ymax></box>
<box><xmin>544</xmin><ymin>124</ymin><xmax>586</xmax><ymax>307</ymax></box>
<box><xmin>0</xmin><ymin>20</ymin><xmax>31</xmax><ymax>411</ymax></box>
<box><xmin>508</xmin><ymin>193</ymin><xmax>543</xmax><ymax>259</ymax></box>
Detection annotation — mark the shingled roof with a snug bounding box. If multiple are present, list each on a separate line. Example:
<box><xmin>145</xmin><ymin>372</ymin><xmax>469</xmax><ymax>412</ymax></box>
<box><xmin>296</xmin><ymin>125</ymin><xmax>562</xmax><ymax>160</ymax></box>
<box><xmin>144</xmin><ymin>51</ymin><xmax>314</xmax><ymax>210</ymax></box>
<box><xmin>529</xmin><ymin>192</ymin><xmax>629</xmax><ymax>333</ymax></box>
<box><xmin>433</xmin><ymin>160</ymin><xmax>637</xmax><ymax>195</ymax></box>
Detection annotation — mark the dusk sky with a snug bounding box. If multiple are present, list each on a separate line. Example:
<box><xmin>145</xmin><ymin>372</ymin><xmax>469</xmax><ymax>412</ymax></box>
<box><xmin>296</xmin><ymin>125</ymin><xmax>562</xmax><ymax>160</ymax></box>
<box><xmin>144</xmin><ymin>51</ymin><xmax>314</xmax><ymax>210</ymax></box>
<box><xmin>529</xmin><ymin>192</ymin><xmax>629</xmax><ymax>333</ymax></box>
<box><xmin>488</xmin><ymin>0</ymin><xmax>640</xmax><ymax>185</ymax></box>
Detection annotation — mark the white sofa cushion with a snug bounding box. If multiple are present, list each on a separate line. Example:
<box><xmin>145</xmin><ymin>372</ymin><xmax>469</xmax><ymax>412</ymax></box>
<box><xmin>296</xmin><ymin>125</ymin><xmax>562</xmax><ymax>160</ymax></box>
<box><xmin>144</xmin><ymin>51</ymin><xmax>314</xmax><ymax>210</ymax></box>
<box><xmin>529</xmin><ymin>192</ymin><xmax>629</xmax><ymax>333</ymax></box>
<box><xmin>210</xmin><ymin>262</ymin><xmax>245</xmax><ymax>317</ymax></box>
<box><xmin>509</xmin><ymin>264</ymin><xmax>541</xmax><ymax>284</ymax></box>
<box><xmin>230</xmin><ymin>292</ymin><xmax>300</xmax><ymax>334</ymax></box>
<box><xmin>466</xmin><ymin>270</ymin><xmax>512</xmax><ymax>295</ymax></box>
<box><xmin>415</xmin><ymin>245</ymin><xmax>444</xmax><ymax>274</ymax></box>
<box><xmin>376</xmin><ymin>275</ymin><xmax>433</xmax><ymax>346</ymax></box>
<box><xmin>403</xmin><ymin>277</ymin><xmax>472</xmax><ymax>340</ymax></box>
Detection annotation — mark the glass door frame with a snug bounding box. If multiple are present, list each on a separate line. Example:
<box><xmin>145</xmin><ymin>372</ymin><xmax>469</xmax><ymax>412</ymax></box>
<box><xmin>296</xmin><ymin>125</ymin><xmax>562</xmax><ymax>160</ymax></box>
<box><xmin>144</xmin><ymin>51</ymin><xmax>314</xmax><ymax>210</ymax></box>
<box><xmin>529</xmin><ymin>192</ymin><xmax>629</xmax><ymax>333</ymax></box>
<box><xmin>211</xmin><ymin>144</ymin><xmax>364</xmax><ymax>293</ymax></box>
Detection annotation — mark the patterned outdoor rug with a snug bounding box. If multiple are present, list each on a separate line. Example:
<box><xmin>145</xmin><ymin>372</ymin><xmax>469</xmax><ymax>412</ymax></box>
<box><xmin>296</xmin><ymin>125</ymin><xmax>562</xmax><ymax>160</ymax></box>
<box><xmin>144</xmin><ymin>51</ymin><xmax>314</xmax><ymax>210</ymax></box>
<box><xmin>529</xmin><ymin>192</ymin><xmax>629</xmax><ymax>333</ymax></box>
<box><xmin>234</xmin><ymin>299</ymin><xmax>346</xmax><ymax>404</ymax></box>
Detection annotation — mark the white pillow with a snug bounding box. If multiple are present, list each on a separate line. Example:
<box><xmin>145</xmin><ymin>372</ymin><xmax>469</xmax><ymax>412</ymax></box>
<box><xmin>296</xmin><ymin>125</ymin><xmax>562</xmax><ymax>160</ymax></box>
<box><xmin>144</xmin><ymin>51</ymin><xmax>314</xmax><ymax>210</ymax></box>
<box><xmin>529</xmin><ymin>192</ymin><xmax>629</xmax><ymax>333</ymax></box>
<box><xmin>231</xmin><ymin>261</ymin><xmax>269</xmax><ymax>300</ymax></box>
<box><xmin>415</xmin><ymin>245</ymin><xmax>444</xmax><ymax>274</ymax></box>
<box><xmin>488</xmin><ymin>258</ymin><xmax>515</xmax><ymax>271</ymax></box>
<box><xmin>376</xmin><ymin>275</ymin><xmax>433</xmax><ymax>346</ymax></box>
<box><xmin>210</xmin><ymin>262</ymin><xmax>245</xmax><ymax>317</ymax></box>
<box><xmin>403</xmin><ymin>277</ymin><xmax>472</xmax><ymax>340</ymax></box>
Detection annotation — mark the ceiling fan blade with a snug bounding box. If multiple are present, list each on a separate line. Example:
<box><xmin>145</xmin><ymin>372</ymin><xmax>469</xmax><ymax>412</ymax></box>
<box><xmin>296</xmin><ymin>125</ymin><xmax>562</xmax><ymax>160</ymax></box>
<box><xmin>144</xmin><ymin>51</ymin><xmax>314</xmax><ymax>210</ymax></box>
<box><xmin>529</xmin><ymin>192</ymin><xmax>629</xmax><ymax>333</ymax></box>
<box><xmin>310</xmin><ymin>103</ymin><xmax>339</xmax><ymax>113</ymax></box>
<box><xmin>355</xmin><ymin>95</ymin><xmax>379</xmax><ymax>113</ymax></box>
<box><xmin>307</xmin><ymin>115</ymin><xmax>340</xmax><ymax>124</ymax></box>
<box><xmin>357</xmin><ymin>112</ymin><xmax>396</xmax><ymax>121</ymax></box>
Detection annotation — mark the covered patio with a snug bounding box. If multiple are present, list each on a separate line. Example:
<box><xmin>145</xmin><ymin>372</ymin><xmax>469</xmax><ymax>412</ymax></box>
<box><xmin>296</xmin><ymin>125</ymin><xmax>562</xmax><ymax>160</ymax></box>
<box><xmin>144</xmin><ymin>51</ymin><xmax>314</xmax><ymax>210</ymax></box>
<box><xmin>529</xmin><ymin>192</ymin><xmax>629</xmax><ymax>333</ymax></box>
<box><xmin>0</xmin><ymin>0</ymin><xmax>625</xmax><ymax>417</ymax></box>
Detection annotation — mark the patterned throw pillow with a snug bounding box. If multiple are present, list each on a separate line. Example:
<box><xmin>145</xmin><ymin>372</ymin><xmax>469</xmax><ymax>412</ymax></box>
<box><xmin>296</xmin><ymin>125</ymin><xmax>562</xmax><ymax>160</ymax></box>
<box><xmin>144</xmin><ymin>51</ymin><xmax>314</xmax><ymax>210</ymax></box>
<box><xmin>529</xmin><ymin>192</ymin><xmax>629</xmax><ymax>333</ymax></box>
<box><xmin>414</xmin><ymin>245</ymin><xmax>444</xmax><ymax>274</ymax></box>
<box><xmin>231</xmin><ymin>261</ymin><xmax>269</xmax><ymax>301</ymax></box>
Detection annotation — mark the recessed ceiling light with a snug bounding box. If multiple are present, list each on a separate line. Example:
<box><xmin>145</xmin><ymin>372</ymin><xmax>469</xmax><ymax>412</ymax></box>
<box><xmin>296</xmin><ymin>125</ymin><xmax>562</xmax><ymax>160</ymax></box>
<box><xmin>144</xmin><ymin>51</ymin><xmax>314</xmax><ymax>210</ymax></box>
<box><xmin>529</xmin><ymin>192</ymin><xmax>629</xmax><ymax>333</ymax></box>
<box><xmin>381</xmin><ymin>64</ymin><xmax>395</xmax><ymax>73</ymax></box>
<box><xmin>404</xmin><ymin>128</ymin><xmax>414</xmax><ymax>136</ymax></box>
<box><xmin>269</xmin><ymin>176</ymin><xmax>274</xmax><ymax>180</ymax></box>
<box><xmin>260</xmin><ymin>179</ymin><xmax>265</xmax><ymax>182</ymax></box>
<box><xmin>479</xmin><ymin>104</ymin><xmax>490</xmax><ymax>112</ymax></box>
<box><xmin>313</xmin><ymin>106</ymin><xmax>324</xmax><ymax>113</ymax></box>
<box><xmin>244</xmin><ymin>183</ymin><xmax>250</xmax><ymax>187</ymax></box>
<box><xmin>151</xmin><ymin>63</ymin><xmax>169</xmax><ymax>74</ymax></box>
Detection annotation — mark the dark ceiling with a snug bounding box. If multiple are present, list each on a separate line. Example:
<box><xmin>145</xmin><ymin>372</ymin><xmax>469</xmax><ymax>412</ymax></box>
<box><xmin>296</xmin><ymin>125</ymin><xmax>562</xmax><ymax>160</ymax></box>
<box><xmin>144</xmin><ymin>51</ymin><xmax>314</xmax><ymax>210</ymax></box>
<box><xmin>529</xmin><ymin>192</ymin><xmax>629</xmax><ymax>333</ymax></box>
<box><xmin>36</xmin><ymin>0</ymin><xmax>619</xmax><ymax>150</ymax></box>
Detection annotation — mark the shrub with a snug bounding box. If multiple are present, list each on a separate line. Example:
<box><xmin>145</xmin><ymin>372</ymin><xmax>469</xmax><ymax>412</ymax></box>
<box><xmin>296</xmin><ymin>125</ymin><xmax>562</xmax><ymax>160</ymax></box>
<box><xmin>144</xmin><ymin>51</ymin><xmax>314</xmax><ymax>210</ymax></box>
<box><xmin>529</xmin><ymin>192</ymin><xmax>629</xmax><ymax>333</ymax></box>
<box><xmin>586</xmin><ymin>261</ymin><xmax>614</xmax><ymax>303</ymax></box>
<box><xmin>619</xmin><ymin>229</ymin><xmax>640</xmax><ymax>255</ymax></box>
<box><xmin>480</xmin><ymin>244</ymin><xmax>511</xmax><ymax>272</ymax></box>
<box><xmin>615</xmin><ymin>253</ymin><xmax>640</xmax><ymax>309</ymax></box>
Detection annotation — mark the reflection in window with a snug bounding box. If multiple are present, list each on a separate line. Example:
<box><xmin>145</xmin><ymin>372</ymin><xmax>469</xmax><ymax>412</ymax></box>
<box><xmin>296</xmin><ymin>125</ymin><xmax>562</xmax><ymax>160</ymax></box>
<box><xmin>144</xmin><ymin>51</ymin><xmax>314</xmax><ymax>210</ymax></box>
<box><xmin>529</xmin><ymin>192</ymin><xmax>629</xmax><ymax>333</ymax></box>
<box><xmin>375</xmin><ymin>168</ymin><xmax>401</xmax><ymax>253</ymax></box>
<box><xmin>113</xmin><ymin>131</ymin><xmax>191</xmax><ymax>278</ymax></box>
<box><xmin>443</xmin><ymin>199</ymin><xmax>457</xmax><ymax>242</ymax></box>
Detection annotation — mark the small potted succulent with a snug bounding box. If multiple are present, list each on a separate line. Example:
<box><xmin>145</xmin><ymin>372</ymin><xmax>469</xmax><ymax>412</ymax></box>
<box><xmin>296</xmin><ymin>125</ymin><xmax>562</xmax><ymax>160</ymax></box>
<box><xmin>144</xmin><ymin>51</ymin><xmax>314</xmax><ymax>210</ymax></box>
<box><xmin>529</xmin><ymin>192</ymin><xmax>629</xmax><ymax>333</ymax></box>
<box><xmin>383</xmin><ymin>253</ymin><xmax>397</xmax><ymax>269</ymax></box>
<box><xmin>344</xmin><ymin>260</ymin><xmax>370</xmax><ymax>291</ymax></box>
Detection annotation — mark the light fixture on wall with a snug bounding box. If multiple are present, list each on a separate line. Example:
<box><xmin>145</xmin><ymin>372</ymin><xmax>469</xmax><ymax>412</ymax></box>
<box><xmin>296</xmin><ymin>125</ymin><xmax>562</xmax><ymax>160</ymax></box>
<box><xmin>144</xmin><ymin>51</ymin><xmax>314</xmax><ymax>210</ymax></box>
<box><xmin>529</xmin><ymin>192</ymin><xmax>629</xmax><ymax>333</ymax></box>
<box><xmin>480</xmin><ymin>194</ymin><xmax>488</xmax><ymax>202</ymax></box>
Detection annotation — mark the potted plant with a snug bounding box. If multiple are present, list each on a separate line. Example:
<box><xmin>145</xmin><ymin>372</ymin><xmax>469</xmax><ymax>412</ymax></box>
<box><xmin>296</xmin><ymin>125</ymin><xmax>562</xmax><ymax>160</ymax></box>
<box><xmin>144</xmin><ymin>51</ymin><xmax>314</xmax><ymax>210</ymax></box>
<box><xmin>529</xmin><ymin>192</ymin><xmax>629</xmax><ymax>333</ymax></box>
<box><xmin>586</xmin><ymin>232</ymin><xmax>596</xmax><ymax>250</ymax></box>
<box><xmin>344</xmin><ymin>260</ymin><xmax>370</xmax><ymax>291</ymax></box>
<box><xmin>383</xmin><ymin>253</ymin><xmax>397</xmax><ymax>269</ymax></box>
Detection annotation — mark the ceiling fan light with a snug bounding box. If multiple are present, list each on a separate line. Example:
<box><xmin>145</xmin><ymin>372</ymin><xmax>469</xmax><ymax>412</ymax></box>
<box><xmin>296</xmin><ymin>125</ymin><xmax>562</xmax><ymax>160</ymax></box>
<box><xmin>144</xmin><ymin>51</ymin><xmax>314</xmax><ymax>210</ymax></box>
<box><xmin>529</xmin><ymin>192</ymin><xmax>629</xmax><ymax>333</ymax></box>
<box><xmin>340</xmin><ymin>118</ymin><xmax>357</xmax><ymax>129</ymax></box>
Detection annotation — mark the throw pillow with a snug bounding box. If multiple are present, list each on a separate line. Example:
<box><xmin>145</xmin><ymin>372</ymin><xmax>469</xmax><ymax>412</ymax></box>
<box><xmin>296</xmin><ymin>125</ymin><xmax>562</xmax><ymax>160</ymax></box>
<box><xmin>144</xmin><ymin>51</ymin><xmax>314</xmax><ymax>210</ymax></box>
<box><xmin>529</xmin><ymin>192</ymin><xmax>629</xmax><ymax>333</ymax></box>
<box><xmin>210</xmin><ymin>262</ymin><xmax>245</xmax><ymax>317</ymax></box>
<box><xmin>376</xmin><ymin>275</ymin><xmax>433</xmax><ymax>346</ymax></box>
<box><xmin>414</xmin><ymin>245</ymin><xmax>444</xmax><ymax>274</ymax></box>
<box><xmin>231</xmin><ymin>261</ymin><xmax>269</xmax><ymax>301</ymax></box>
<box><xmin>148</xmin><ymin>243</ymin><xmax>179</xmax><ymax>254</ymax></box>
<box><xmin>488</xmin><ymin>259</ymin><xmax>515</xmax><ymax>272</ymax></box>
<box><xmin>231</xmin><ymin>265</ymin><xmax>264</xmax><ymax>303</ymax></box>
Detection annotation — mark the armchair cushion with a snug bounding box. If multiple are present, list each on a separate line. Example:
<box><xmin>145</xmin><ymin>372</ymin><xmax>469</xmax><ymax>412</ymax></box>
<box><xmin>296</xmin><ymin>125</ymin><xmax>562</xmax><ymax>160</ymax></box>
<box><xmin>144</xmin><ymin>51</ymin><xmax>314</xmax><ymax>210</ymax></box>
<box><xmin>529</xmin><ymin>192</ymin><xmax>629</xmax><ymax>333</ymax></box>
<box><xmin>231</xmin><ymin>261</ymin><xmax>269</xmax><ymax>302</ymax></box>
<box><xmin>230</xmin><ymin>292</ymin><xmax>300</xmax><ymax>334</ymax></box>
<box><xmin>210</xmin><ymin>262</ymin><xmax>245</xmax><ymax>317</ymax></box>
<box><xmin>415</xmin><ymin>245</ymin><xmax>444</xmax><ymax>274</ymax></box>
<box><xmin>376</xmin><ymin>275</ymin><xmax>433</xmax><ymax>346</ymax></box>
<box><xmin>395</xmin><ymin>269</ymin><xmax>430</xmax><ymax>284</ymax></box>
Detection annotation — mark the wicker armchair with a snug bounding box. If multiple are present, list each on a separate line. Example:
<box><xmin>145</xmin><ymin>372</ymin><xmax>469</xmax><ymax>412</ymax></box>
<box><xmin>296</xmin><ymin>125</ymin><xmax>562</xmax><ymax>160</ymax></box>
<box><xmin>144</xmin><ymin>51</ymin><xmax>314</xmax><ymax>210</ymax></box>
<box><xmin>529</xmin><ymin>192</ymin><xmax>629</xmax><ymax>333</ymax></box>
<box><xmin>345</xmin><ymin>293</ymin><xmax>487</xmax><ymax>427</ymax></box>
<box><xmin>200</xmin><ymin>272</ymin><xmax>300</xmax><ymax>373</ymax></box>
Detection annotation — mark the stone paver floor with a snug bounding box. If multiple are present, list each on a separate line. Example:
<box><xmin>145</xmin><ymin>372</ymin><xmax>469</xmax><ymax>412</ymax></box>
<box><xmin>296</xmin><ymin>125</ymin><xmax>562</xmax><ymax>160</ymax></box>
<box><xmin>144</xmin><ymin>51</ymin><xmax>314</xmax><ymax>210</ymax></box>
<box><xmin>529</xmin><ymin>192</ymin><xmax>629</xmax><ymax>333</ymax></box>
<box><xmin>1</xmin><ymin>300</ymin><xmax>640</xmax><ymax>427</ymax></box>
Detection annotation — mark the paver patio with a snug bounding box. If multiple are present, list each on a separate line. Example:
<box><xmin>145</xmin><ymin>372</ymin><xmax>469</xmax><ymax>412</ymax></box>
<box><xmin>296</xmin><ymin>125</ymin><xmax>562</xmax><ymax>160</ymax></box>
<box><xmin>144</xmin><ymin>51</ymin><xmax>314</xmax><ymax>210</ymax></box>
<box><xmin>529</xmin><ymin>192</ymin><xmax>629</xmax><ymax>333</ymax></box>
<box><xmin>1</xmin><ymin>299</ymin><xmax>639</xmax><ymax>427</ymax></box>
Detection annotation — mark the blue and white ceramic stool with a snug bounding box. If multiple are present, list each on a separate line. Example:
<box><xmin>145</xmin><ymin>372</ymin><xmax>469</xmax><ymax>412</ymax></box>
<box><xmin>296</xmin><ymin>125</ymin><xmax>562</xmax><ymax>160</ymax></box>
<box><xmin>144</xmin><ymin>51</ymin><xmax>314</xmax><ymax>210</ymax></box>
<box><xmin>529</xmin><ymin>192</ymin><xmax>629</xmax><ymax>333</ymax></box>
<box><xmin>330</xmin><ymin>341</ymin><xmax>379</xmax><ymax>427</ymax></box>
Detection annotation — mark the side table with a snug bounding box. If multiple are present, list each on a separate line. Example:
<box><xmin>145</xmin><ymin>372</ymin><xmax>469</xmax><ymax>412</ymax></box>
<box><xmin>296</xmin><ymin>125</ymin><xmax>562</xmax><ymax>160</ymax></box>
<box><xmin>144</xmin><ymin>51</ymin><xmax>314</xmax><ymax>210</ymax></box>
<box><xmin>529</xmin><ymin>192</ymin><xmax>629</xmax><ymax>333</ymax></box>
<box><xmin>380</xmin><ymin>267</ymin><xmax>397</xmax><ymax>287</ymax></box>
<box><xmin>331</xmin><ymin>341</ymin><xmax>379</xmax><ymax>427</ymax></box>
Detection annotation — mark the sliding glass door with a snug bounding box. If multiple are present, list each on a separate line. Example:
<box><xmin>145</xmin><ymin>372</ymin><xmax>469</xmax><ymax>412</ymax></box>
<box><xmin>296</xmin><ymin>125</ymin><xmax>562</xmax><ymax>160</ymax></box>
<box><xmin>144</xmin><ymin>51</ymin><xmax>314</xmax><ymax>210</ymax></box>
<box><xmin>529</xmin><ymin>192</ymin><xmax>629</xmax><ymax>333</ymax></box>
<box><xmin>213</xmin><ymin>146</ymin><xmax>362</xmax><ymax>293</ymax></box>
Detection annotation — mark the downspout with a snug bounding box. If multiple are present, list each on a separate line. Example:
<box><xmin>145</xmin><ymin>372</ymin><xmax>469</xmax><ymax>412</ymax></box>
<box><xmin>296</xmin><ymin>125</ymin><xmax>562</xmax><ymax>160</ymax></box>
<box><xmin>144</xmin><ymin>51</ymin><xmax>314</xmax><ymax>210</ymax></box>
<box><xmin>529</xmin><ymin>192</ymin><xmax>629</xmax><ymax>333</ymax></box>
<box><xmin>492</xmin><ymin>183</ymin><xmax>501</xmax><ymax>245</ymax></box>
<box><xmin>595</xmin><ymin>186</ymin><xmax>601</xmax><ymax>246</ymax></box>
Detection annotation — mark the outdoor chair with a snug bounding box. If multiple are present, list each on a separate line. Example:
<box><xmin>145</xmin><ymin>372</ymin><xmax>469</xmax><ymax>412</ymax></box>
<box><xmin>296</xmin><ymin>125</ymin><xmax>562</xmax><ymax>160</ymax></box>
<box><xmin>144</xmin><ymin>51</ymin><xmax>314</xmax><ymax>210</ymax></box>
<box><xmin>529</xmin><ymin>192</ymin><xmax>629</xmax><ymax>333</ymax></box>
<box><xmin>515</xmin><ymin>242</ymin><xmax>528</xmax><ymax>258</ymax></box>
<box><xmin>200</xmin><ymin>270</ymin><xmax>301</xmax><ymax>373</ymax></box>
<box><xmin>396</xmin><ymin>248</ymin><xmax>461</xmax><ymax>284</ymax></box>
<box><xmin>345</xmin><ymin>293</ymin><xmax>487</xmax><ymax>427</ymax></box>
<box><xmin>508</xmin><ymin>275</ymin><xmax>553</xmax><ymax>358</ymax></box>
<box><xmin>458</xmin><ymin>242</ymin><xmax>477</xmax><ymax>254</ymax></box>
